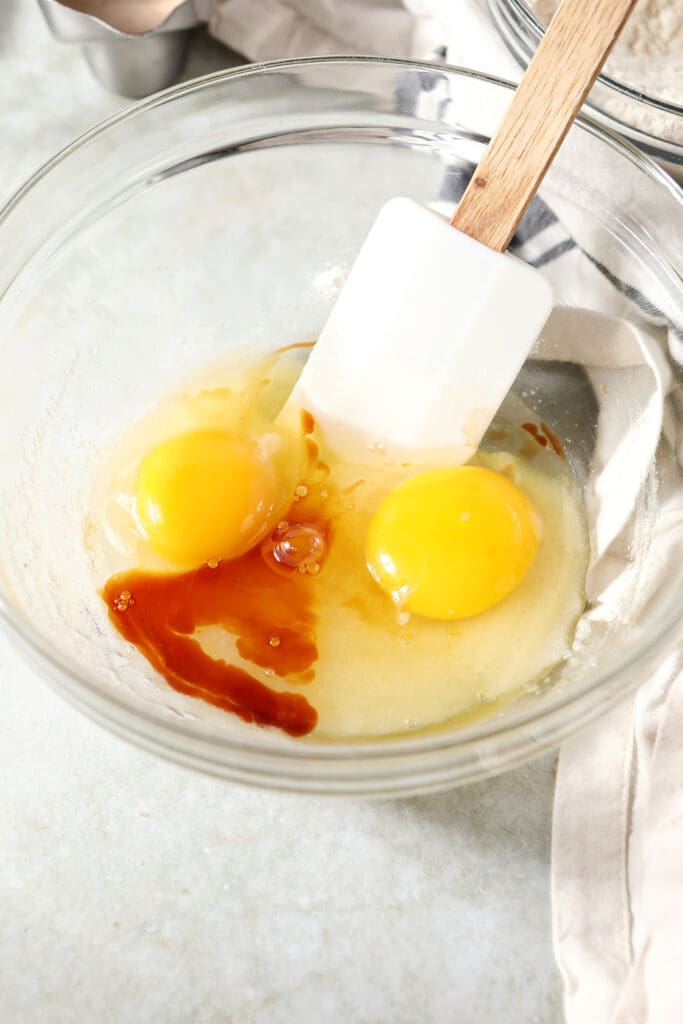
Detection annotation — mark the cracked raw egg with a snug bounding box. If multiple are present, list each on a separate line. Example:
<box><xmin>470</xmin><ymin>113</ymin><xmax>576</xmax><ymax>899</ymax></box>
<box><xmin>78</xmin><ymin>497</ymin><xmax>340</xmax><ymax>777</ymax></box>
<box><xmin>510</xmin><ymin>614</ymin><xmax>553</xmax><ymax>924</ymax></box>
<box><xmin>366</xmin><ymin>466</ymin><xmax>542</xmax><ymax>620</ymax></box>
<box><xmin>135</xmin><ymin>428</ymin><xmax>278</xmax><ymax>566</ymax></box>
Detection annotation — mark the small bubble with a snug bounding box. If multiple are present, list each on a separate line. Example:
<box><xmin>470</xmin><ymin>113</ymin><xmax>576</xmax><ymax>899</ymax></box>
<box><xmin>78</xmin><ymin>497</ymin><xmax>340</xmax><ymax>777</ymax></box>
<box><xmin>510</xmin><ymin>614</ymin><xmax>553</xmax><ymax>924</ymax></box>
<box><xmin>295</xmin><ymin>484</ymin><xmax>308</xmax><ymax>497</ymax></box>
<box><xmin>276</xmin><ymin>520</ymin><xmax>289</xmax><ymax>531</ymax></box>
<box><xmin>207</xmin><ymin>558</ymin><xmax>219</xmax><ymax>569</ymax></box>
<box><xmin>476</xmin><ymin>690</ymin><xmax>492</xmax><ymax>704</ymax></box>
<box><xmin>400</xmin><ymin>635</ymin><xmax>411</xmax><ymax>647</ymax></box>
<box><xmin>397</xmin><ymin>610</ymin><xmax>410</xmax><ymax>626</ymax></box>
<box><xmin>114</xmin><ymin>589</ymin><xmax>133</xmax><ymax>612</ymax></box>
<box><xmin>306</xmin><ymin>562</ymin><xmax>320</xmax><ymax>575</ymax></box>
<box><xmin>367</xmin><ymin>440</ymin><xmax>386</xmax><ymax>455</ymax></box>
<box><xmin>269</xmin><ymin>636</ymin><xmax>280</xmax><ymax>648</ymax></box>
<box><xmin>272</xmin><ymin>523</ymin><xmax>326</xmax><ymax>569</ymax></box>
<box><xmin>298</xmin><ymin>565</ymin><xmax>307</xmax><ymax>574</ymax></box>
<box><xmin>345</xmin><ymin>503</ymin><xmax>354</xmax><ymax>511</ymax></box>
<box><xmin>264</xmin><ymin>668</ymin><xmax>275</xmax><ymax>677</ymax></box>
<box><xmin>319</xmin><ymin>490</ymin><xmax>328</xmax><ymax>499</ymax></box>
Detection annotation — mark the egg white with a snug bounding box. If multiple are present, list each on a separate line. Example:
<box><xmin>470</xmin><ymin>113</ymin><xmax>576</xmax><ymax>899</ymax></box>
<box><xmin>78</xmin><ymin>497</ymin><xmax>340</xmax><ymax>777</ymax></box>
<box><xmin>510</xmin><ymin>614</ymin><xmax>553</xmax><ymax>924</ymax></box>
<box><xmin>92</xmin><ymin>345</ymin><xmax>589</xmax><ymax>740</ymax></box>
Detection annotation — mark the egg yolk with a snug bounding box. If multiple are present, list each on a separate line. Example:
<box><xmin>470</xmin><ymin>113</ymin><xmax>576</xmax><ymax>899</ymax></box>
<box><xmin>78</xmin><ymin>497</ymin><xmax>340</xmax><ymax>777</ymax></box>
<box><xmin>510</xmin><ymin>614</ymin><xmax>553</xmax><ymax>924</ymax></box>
<box><xmin>366</xmin><ymin>466</ymin><xmax>541</xmax><ymax>620</ymax></box>
<box><xmin>135</xmin><ymin>429</ymin><xmax>277</xmax><ymax>567</ymax></box>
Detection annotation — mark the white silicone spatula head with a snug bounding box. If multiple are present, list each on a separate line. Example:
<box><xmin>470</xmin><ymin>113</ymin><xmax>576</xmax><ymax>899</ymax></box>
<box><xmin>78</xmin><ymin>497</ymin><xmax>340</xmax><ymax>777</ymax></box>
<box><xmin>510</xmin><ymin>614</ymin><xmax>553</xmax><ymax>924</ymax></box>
<box><xmin>282</xmin><ymin>0</ymin><xmax>638</xmax><ymax>464</ymax></box>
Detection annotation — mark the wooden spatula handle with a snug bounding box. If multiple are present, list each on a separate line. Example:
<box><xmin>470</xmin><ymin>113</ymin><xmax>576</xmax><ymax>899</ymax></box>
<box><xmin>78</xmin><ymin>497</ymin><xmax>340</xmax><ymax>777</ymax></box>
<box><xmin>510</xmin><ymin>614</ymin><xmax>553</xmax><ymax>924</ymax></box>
<box><xmin>451</xmin><ymin>0</ymin><xmax>638</xmax><ymax>252</ymax></box>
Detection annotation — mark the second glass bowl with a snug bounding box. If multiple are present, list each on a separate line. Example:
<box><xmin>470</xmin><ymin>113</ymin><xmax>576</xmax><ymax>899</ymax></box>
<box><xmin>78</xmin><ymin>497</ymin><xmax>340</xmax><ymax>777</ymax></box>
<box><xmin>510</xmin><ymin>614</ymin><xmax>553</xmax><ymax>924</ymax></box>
<box><xmin>488</xmin><ymin>0</ymin><xmax>683</xmax><ymax>182</ymax></box>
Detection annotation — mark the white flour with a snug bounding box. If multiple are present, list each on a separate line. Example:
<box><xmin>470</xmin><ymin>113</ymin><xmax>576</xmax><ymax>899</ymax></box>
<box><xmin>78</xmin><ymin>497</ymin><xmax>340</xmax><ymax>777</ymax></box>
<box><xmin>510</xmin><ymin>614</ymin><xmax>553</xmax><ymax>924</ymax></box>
<box><xmin>528</xmin><ymin>0</ymin><xmax>683</xmax><ymax>143</ymax></box>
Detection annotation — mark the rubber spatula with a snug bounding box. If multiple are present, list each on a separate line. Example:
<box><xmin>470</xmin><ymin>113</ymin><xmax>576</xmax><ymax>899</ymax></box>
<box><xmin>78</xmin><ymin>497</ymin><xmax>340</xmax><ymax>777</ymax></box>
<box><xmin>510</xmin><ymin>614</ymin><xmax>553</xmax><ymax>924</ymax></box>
<box><xmin>281</xmin><ymin>0</ymin><xmax>638</xmax><ymax>464</ymax></box>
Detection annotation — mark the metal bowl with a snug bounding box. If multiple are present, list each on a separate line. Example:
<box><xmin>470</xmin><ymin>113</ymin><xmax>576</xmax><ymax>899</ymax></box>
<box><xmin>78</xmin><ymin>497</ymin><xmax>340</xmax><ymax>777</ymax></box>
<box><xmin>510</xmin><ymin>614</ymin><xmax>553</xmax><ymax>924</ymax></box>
<box><xmin>37</xmin><ymin>0</ymin><xmax>203</xmax><ymax>97</ymax></box>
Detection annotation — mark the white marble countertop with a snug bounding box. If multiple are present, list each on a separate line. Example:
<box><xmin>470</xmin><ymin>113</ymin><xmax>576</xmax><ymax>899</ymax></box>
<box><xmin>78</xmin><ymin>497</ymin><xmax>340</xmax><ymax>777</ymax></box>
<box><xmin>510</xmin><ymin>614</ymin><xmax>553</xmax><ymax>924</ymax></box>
<box><xmin>0</xmin><ymin>4</ymin><xmax>561</xmax><ymax>1021</ymax></box>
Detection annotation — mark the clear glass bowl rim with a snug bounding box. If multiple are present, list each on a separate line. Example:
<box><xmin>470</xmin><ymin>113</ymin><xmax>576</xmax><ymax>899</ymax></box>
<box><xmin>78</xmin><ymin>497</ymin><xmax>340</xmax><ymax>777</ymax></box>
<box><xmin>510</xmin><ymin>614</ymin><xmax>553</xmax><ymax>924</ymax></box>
<box><xmin>1</xmin><ymin>56</ymin><xmax>682</xmax><ymax>790</ymax></box>
<box><xmin>493</xmin><ymin>0</ymin><xmax>683</xmax><ymax>120</ymax></box>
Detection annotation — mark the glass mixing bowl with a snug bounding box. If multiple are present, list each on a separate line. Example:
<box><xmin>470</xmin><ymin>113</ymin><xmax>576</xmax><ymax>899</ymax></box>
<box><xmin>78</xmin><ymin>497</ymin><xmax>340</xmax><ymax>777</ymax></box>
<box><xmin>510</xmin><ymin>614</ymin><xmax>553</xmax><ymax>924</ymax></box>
<box><xmin>487</xmin><ymin>0</ymin><xmax>683</xmax><ymax>182</ymax></box>
<box><xmin>1</xmin><ymin>58</ymin><xmax>682</xmax><ymax>795</ymax></box>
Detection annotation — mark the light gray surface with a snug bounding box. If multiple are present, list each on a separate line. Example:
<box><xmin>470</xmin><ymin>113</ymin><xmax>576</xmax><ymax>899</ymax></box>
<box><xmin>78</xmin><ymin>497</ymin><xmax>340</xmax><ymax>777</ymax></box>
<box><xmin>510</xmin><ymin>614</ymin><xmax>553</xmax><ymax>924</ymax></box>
<box><xmin>0</xmin><ymin>4</ymin><xmax>561</xmax><ymax>1021</ymax></box>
